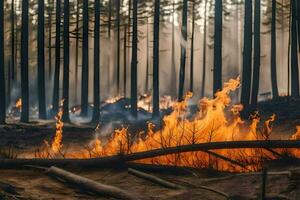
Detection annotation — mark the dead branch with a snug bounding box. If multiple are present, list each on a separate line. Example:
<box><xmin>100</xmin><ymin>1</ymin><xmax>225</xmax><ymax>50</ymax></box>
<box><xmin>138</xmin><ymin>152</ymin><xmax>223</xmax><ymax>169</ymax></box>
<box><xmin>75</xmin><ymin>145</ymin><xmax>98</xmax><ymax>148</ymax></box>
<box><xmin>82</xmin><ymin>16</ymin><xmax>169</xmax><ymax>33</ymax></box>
<box><xmin>128</xmin><ymin>168</ymin><xmax>184</xmax><ymax>189</ymax></box>
<box><xmin>1</xmin><ymin>140</ymin><xmax>300</xmax><ymax>169</ymax></box>
<box><xmin>47</xmin><ymin>166</ymin><xmax>141</xmax><ymax>200</ymax></box>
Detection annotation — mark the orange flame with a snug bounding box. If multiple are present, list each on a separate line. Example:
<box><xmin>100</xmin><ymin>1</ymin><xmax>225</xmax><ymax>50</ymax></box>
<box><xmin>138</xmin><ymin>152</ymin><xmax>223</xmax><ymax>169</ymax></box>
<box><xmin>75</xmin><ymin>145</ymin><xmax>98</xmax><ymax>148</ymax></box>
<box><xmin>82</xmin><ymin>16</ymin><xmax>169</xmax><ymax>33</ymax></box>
<box><xmin>15</xmin><ymin>98</ymin><xmax>22</xmax><ymax>111</ymax></box>
<box><xmin>51</xmin><ymin>101</ymin><xmax>64</xmax><ymax>153</ymax></box>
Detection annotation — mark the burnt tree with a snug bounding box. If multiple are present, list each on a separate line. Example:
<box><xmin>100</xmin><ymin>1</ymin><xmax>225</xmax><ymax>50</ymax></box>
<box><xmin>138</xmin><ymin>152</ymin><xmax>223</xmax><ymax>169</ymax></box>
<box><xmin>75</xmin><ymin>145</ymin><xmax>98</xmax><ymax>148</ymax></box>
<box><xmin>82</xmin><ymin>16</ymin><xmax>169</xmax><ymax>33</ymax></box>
<box><xmin>0</xmin><ymin>0</ymin><xmax>5</xmax><ymax>124</ymax></box>
<box><xmin>131</xmin><ymin>0</ymin><xmax>138</xmax><ymax>117</ymax></box>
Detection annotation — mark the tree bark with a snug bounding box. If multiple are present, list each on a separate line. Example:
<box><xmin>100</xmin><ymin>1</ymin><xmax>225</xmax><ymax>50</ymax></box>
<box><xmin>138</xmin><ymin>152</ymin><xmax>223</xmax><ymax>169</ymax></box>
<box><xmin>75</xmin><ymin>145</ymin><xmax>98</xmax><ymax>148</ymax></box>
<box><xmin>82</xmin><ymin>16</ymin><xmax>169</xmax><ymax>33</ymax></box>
<box><xmin>201</xmin><ymin>0</ymin><xmax>207</xmax><ymax>98</ymax></box>
<box><xmin>178</xmin><ymin>0</ymin><xmax>188</xmax><ymax>101</ymax></box>
<box><xmin>130</xmin><ymin>0</ymin><xmax>138</xmax><ymax>117</ymax></box>
<box><xmin>38</xmin><ymin>0</ymin><xmax>47</xmax><ymax>119</ymax></box>
<box><xmin>291</xmin><ymin>0</ymin><xmax>299</xmax><ymax>97</ymax></box>
<box><xmin>62</xmin><ymin>0</ymin><xmax>70</xmax><ymax>122</ymax></box>
<box><xmin>52</xmin><ymin>0</ymin><xmax>61</xmax><ymax>115</ymax></box>
<box><xmin>20</xmin><ymin>0</ymin><xmax>29</xmax><ymax>123</ymax></box>
<box><xmin>170</xmin><ymin>1</ymin><xmax>177</xmax><ymax>96</ymax></box>
<box><xmin>75</xmin><ymin>0</ymin><xmax>80</xmax><ymax>103</ymax></box>
<box><xmin>251</xmin><ymin>0</ymin><xmax>261</xmax><ymax>106</ymax></box>
<box><xmin>10</xmin><ymin>0</ymin><xmax>15</xmax><ymax>81</ymax></box>
<box><xmin>92</xmin><ymin>0</ymin><xmax>100</xmax><ymax>123</ymax></box>
<box><xmin>190</xmin><ymin>2</ymin><xmax>195</xmax><ymax>93</ymax></box>
<box><xmin>116</xmin><ymin>0</ymin><xmax>121</xmax><ymax>95</ymax></box>
<box><xmin>152</xmin><ymin>0</ymin><xmax>160</xmax><ymax>117</ymax></box>
<box><xmin>81</xmin><ymin>0</ymin><xmax>89</xmax><ymax>116</ymax></box>
<box><xmin>0</xmin><ymin>0</ymin><xmax>5</xmax><ymax>124</ymax></box>
<box><xmin>241</xmin><ymin>0</ymin><xmax>253</xmax><ymax>108</ymax></box>
<box><xmin>213</xmin><ymin>0</ymin><xmax>222</xmax><ymax>94</ymax></box>
<box><xmin>271</xmin><ymin>0</ymin><xmax>279</xmax><ymax>99</ymax></box>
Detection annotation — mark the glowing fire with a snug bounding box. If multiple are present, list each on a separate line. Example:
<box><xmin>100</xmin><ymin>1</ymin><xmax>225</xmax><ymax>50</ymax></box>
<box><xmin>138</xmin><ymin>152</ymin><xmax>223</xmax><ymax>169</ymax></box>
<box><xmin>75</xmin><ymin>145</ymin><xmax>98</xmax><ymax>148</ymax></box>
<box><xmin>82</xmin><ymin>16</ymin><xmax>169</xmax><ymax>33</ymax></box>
<box><xmin>51</xmin><ymin>101</ymin><xmax>64</xmax><ymax>154</ymax></box>
<box><xmin>15</xmin><ymin>98</ymin><xmax>22</xmax><ymax>111</ymax></box>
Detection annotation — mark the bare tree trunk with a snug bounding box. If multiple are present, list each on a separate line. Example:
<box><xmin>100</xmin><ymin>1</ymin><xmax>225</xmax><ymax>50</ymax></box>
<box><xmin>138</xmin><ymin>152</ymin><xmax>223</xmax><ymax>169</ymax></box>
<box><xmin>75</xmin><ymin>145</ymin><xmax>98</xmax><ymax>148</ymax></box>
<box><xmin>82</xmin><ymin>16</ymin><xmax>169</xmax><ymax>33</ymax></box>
<box><xmin>213</xmin><ymin>0</ymin><xmax>222</xmax><ymax>94</ymax></box>
<box><xmin>170</xmin><ymin>1</ymin><xmax>177</xmax><ymax>96</ymax></box>
<box><xmin>38</xmin><ymin>0</ymin><xmax>47</xmax><ymax>119</ymax></box>
<box><xmin>10</xmin><ymin>0</ymin><xmax>15</xmax><ymax>81</ymax></box>
<box><xmin>152</xmin><ymin>0</ymin><xmax>160</xmax><ymax>117</ymax></box>
<box><xmin>291</xmin><ymin>0</ymin><xmax>299</xmax><ymax>97</ymax></box>
<box><xmin>48</xmin><ymin>0</ymin><xmax>53</xmax><ymax>80</ymax></box>
<box><xmin>201</xmin><ymin>0</ymin><xmax>207</xmax><ymax>98</ymax></box>
<box><xmin>190</xmin><ymin>2</ymin><xmax>195</xmax><ymax>93</ymax></box>
<box><xmin>116</xmin><ymin>0</ymin><xmax>121</xmax><ymax>95</ymax></box>
<box><xmin>0</xmin><ymin>0</ymin><xmax>5</xmax><ymax>124</ymax></box>
<box><xmin>20</xmin><ymin>0</ymin><xmax>29</xmax><ymax>123</ymax></box>
<box><xmin>75</xmin><ymin>0</ymin><xmax>80</xmax><ymax>103</ymax></box>
<box><xmin>271</xmin><ymin>0</ymin><xmax>279</xmax><ymax>99</ymax></box>
<box><xmin>178</xmin><ymin>0</ymin><xmax>187</xmax><ymax>101</ymax></box>
<box><xmin>62</xmin><ymin>0</ymin><xmax>70</xmax><ymax>122</ymax></box>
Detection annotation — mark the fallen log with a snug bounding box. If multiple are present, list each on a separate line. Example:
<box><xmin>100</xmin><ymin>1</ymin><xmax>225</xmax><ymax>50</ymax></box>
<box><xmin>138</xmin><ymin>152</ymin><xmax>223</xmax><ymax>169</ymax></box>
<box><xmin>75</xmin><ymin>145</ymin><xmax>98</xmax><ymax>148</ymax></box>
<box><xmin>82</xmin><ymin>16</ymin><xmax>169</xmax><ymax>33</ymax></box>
<box><xmin>47</xmin><ymin>166</ymin><xmax>141</xmax><ymax>200</ymax></box>
<box><xmin>128</xmin><ymin>168</ymin><xmax>184</xmax><ymax>189</ymax></box>
<box><xmin>1</xmin><ymin>140</ymin><xmax>300</xmax><ymax>168</ymax></box>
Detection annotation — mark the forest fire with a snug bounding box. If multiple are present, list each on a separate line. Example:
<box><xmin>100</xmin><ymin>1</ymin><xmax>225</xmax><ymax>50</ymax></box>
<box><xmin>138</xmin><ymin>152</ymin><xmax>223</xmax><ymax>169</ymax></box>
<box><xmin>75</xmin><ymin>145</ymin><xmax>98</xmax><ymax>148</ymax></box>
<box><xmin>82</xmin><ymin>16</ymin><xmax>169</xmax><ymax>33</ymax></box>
<box><xmin>38</xmin><ymin>77</ymin><xmax>299</xmax><ymax>172</ymax></box>
<box><xmin>15</xmin><ymin>98</ymin><xmax>22</xmax><ymax>111</ymax></box>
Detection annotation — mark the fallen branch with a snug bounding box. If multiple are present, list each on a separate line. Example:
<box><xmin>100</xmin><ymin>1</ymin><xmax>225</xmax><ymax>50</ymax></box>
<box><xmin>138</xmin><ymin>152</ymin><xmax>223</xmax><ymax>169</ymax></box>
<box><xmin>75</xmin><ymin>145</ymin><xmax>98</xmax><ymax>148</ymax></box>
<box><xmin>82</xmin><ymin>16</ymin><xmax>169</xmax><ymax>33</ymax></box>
<box><xmin>47</xmin><ymin>166</ymin><xmax>141</xmax><ymax>200</ymax></box>
<box><xmin>1</xmin><ymin>140</ymin><xmax>300</xmax><ymax>168</ymax></box>
<box><xmin>128</xmin><ymin>168</ymin><xmax>184</xmax><ymax>189</ymax></box>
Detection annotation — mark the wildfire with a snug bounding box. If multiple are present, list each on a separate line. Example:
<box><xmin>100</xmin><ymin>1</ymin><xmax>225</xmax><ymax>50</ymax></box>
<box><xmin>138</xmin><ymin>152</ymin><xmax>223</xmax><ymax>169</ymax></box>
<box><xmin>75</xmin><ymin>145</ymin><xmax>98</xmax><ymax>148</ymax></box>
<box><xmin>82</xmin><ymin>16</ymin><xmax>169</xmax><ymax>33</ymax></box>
<box><xmin>51</xmin><ymin>101</ymin><xmax>64</xmax><ymax>154</ymax></box>
<box><xmin>15</xmin><ymin>98</ymin><xmax>22</xmax><ymax>111</ymax></box>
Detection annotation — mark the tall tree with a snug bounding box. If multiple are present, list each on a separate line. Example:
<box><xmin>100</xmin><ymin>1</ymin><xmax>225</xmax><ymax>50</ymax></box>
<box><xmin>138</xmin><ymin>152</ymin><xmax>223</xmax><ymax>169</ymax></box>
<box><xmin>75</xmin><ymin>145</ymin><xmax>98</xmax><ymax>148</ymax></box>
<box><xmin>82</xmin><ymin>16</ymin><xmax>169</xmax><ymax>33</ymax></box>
<box><xmin>38</xmin><ymin>0</ymin><xmax>47</xmax><ymax>119</ymax></box>
<box><xmin>10</xmin><ymin>0</ymin><xmax>15</xmax><ymax>81</ymax></box>
<box><xmin>81</xmin><ymin>0</ymin><xmax>89</xmax><ymax>116</ymax></box>
<box><xmin>52</xmin><ymin>0</ymin><xmax>61</xmax><ymax>115</ymax></box>
<box><xmin>190</xmin><ymin>1</ymin><xmax>195</xmax><ymax>93</ymax></box>
<box><xmin>131</xmin><ymin>0</ymin><xmax>138</xmax><ymax>117</ymax></box>
<box><xmin>75</xmin><ymin>0</ymin><xmax>80</xmax><ymax>102</ymax></box>
<box><xmin>201</xmin><ymin>0</ymin><xmax>207</xmax><ymax>97</ymax></box>
<box><xmin>291</xmin><ymin>0</ymin><xmax>299</xmax><ymax>97</ymax></box>
<box><xmin>251</xmin><ymin>0</ymin><xmax>261</xmax><ymax>106</ymax></box>
<box><xmin>48</xmin><ymin>0</ymin><xmax>53</xmax><ymax>80</ymax></box>
<box><xmin>170</xmin><ymin>0</ymin><xmax>177</xmax><ymax>96</ymax></box>
<box><xmin>116</xmin><ymin>0</ymin><xmax>121</xmax><ymax>94</ymax></box>
<box><xmin>62</xmin><ymin>0</ymin><xmax>70</xmax><ymax>122</ymax></box>
<box><xmin>0</xmin><ymin>0</ymin><xmax>5</xmax><ymax>124</ymax></box>
<box><xmin>92</xmin><ymin>0</ymin><xmax>100</xmax><ymax>123</ymax></box>
<box><xmin>178</xmin><ymin>0</ymin><xmax>188</xmax><ymax>101</ymax></box>
<box><xmin>213</xmin><ymin>0</ymin><xmax>222</xmax><ymax>94</ymax></box>
<box><xmin>21</xmin><ymin>0</ymin><xmax>29</xmax><ymax>123</ymax></box>
<box><xmin>152</xmin><ymin>0</ymin><xmax>160</xmax><ymax>117</ymax></box>
<box><xmin>124</xmin><ymin>0</ymin><xmax>131</xmax><ymax>96</ymax></box>
<box><xmin>241</xmin><ymin>0</ymin><xmax>253</xmax><ymax>108</ymax></box>
<box><xmin>270</xmin><ymin>0</ymin><xmax>279</xmax><ymax>98</ymax></box>
<box><xmin>297</xmin><ymin>0</ymin><xmax>300</xmax><ymax>50</ymax></box>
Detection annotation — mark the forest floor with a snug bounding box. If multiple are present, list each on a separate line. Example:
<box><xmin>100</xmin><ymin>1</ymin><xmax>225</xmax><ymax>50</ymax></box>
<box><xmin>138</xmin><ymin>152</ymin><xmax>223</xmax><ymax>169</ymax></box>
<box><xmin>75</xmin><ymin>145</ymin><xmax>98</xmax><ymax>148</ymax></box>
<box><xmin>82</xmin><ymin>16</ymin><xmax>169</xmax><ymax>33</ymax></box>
<box><xmin>1</xmin><ymin>96</ymin><xmax>300</xmax><ymax>199</ymax></box>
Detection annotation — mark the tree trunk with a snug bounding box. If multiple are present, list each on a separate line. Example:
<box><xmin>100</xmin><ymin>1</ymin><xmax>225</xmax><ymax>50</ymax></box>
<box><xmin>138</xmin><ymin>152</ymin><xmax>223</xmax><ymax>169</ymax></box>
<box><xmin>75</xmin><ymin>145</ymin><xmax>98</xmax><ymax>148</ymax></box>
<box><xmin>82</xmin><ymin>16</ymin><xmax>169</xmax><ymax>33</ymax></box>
<box><xmin>92</xmin><ymin>0</ymin><xmax>100</xmax><ymax>123</ymax></box>
<box><xmin>20</xmin><ymin>0</ymin><xmax>29</xmax><ymax>123</ymax></box>
<box><xmin>62</xmin><ymin>0</ymin><xmax>70</xmax><ymax>122</ymax></box>
<box><xmin>0</xmin><ymin>0</ymin><xmax>5</xmax><ymax>124</ymax></box>
<box><xmin>178</xmin><ymin>0</ymin><xmax>187</xmax><ymax>101</ymax></box>
<box><xmin>145</xmin><ymin>17</ymin><xmax>149</xmax><ymax>93</ymax></box>
<box><xmin>11</xmin><ymin>0</ymin><xmax>15</xmax><ymax>81</ymax></box>
<box><xmin>52</xmin><ymin>0</ymin><xmax>61</xmax><ymax>115</ymax></box>
<box><xmin>48</xmin><ymin>0</ymin><xmax>53</xmax><ymax>80</ymax></box>
<box><xmin>251</xmin><ymin>0</ymin><xmax>261</xmax><ymax>106</ymax></box>
<box><xmin>116</xmin><ymin>0</ymin><xmax>121</xmax><ymax>95</ymax></box>
<box><xmin>75</xmin><ymin>0</ymin><xmax>80</xmax><ymax>103</ymax></box>
<box><xmin>297</xmin><ymin>0</ymin><xmax>300</xmax><ymax>51</ymax></box>
<box><xmin>170</xmin><ymin>1</ymin><xmax>177</xmax><ymax>96</ymax></box>
<box><xmin>107</xmin><ymin>0</ymin><xmax>112</xmax><ymax>94</ymax></box>
<box><xmin>241</xmin><ymin>0</ymin><xmax>253</xmax><ymax>108</ymax></box>
<box><xmin>81</xmin><ymin>0</ymin><xmax>89</xmax><ymax>116</ymax></box>
<box><xmin>213</xmin><ymin>0</ymin><xmax>222</xmax><ymax>94</ymax></box>
<box><xmin>130</xmin><ymin>0</ymin><xmax>138</xmax><ymax>117</ymax></box>
<box><xmin>291</xmin><ymin>0</ymin><xmax>299</xmax><ymax>97</ymax></box>
<box><xmin>152</xmin><ymin>0</ymin><xmax>160</xmax><ymax>117</ymax></box>
<box><xmin>38</xmin><ymin>0</ymin><xmax>47</xmax><ymax>119</ymax></box>
<box><xmin>271</xmin><ymin>0</ymin><xmax>279</xmax><ymax>99</ymax></box>
<box><xmin>124</xmin><ymin>22</ymin><xmax>127</xmax><ymax>96</ymax></box>
<box><xmin>190</xmin><ymin>2</ymin><xmax>195</xmax><ymax>93</ymax></box>
<box><xmin>201</xmin><ymin>0</ymin><xmax>207</xmax><ymax>98</ymax></box>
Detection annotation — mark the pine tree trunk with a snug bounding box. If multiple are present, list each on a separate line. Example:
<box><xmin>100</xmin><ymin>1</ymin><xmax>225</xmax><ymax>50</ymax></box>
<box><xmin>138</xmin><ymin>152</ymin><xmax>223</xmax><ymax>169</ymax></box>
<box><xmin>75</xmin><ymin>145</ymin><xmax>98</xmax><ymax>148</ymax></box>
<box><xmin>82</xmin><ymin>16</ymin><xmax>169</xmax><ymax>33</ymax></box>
<box><xmin>178</xmin><ymin>0</ymin><xmax>187</xmax><ymax>101</ymax></box>
<box><xmin>201</xmin><ymin>0</ymin><xmax>207</xmax><ymax>98</ymax></box>
<box><xmin>75</xmin><ymin>0</ymin><xmax>80</xmax><ymax>103</ymax></box>
<box><xmin>11</xmin><ymin>0</ymin><xmax>15</xmax><ymax>81</ymax></box>
<box><xmin>124</xmin><ymin>23</ymin><xmax>127</xmax><ymax>96</ymax></box>
<box><xmin>92</xmin><ymin>0</ymin><xmax>100</xmax><ymax>123</ymax></box>
<box><xmin>0</xmin><ymin>0</ymin><xmax>5</xmax><ymax>124</ymax></box>
<box><xmin>170</xmin><ymin>1</ymin><xmax>177</xmax><ymax>96</ymax></box>
<box><xmin>130</xmin><ymin>0</ymin><xmax>138</xmax><ymax>117</ymax></box>
<box><xmin>213</xmin><ymin>0</ymin><xmax>222</xmax><ymax>94</ymax></box>
<box><xmin>20</xmin><ymin>0</ymin><xmax>29</xmax><ymax>123</ymax></box>
<box><xmin>116</xmin><ymin>0</ymin><xmax>121</xmax><ymax>95</ymax></box>
<box><xmin>48</xmin><ymin>0</ymin><xmax>53</xmax><ymax>80</ymax></box>
<box><xmin>241</xmin><ymin>0</ymin><xmax>253</xmax><ymax>108</ymax></box>
<box><xmin>152</xmin><ymin>0</ymin><xmax>160</xmax><ymax>117</ymax></box>
<box><xmin>81</xmin><ymin>0</ymin><xmax>89</xmax><ymax>116</ymax></box>
<box><xmin>271</xmin><ymin>0</ymin><xmax>279</xmax><ymax>99</ymax></box>
<box><xmin>62</xmin><ymin>0</ymin><xmax>70</xmax><ymax>122</ymax></box>
<box><xmin>291</xmin><ymin>0</ymin><xmax>299</xmax><ymax>97</ymax></box>
<box><xmin>145</xmin><ymin>18</ymin><xmax>149</xmax><ymax>93</ymax></box>
<box><xmin>190</xmin><ymin>2</ymin><xmax>195</xmax><ymax>93</ymax></box>
<box><xmin>296</xmin><ymin>0</ymin><xmax>300</xmax><ymax>50</ymax></box>
<box><xmin>107</xmin><ymin>0</ymin><xmax>112</xmax><ymax>94</ymax></box>
<box><xmin>38</xmin><ymin>0</ymin><xmax>47</xmax><ymax>119</ymax></box>
<box><xmin>251</xmin><ymin>0</ymin><xmax>261</xmax><ymax>106</ymax></box>
<box><xmin>52</xmin><ymin>0</ymin><xmax>61</xmax><ymax>115</ymax></box>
